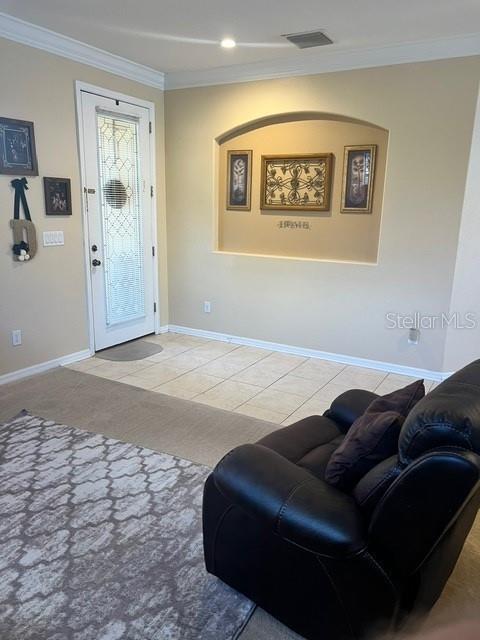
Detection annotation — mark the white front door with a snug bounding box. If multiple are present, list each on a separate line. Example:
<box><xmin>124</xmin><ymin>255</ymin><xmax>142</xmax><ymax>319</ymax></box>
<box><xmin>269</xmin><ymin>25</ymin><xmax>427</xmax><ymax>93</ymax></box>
<box><xmin>80</xmin><ymin>91</ymin><xmax>155</xmax><ymax>351</ymax></box>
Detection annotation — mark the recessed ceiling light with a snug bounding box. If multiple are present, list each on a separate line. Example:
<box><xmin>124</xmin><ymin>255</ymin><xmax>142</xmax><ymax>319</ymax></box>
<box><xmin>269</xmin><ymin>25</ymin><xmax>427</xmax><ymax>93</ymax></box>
<box><xmin>221</xmin><ymin>38</ymin><xmax>236</xmax><ymax>49</ymax></box>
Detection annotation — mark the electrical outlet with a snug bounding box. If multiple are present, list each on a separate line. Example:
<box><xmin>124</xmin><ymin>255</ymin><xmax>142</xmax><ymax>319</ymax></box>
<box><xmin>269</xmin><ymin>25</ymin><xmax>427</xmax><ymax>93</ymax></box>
<box><xmin>204</xmin><ymin>301</ymin><xmax>211</xmax><ymax>313</ymax></box>
<box><xmin>408</xmin><ymin>328</ymin><xmax>420</xmax><ymax>344</ymax></box>
<box><xmin>12</xmin><ymin>330</ymin><xmax>22</xmax><ymax>346</ymax></box>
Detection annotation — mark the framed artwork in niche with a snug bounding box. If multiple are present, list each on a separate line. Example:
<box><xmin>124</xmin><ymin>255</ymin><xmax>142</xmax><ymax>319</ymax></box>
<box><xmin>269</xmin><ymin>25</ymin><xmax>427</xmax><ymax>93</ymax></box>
<box><xmin>43</xmin><ymin>177</ymin><xmax>72</xmax><ymax>215</ymax></box>
<box><xmin>341</xmin><ymin>145</ymin><xmax>376</xmax><ymax>213</ymax></box>
<box><xmin>261</xmin><ymin>154</ymin><xmax>333</xmax><ymax>212</ymax></box>
<box><xmin>226</xmin><ymin>150</ymin><xmax>252</xmax><ymax>210</ymax></box>
<box><xmin>0</xmin><ymin>117</ymin><xmax>38</xmax><ymax>176</ymax></box>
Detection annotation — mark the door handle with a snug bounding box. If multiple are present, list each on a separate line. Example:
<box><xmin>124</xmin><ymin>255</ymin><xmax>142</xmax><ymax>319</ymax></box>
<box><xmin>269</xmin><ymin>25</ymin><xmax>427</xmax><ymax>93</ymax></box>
<box><xmin>92</xmin><ymin>259</ymin><xmax>102</xmax><ymax>267</ymax></box>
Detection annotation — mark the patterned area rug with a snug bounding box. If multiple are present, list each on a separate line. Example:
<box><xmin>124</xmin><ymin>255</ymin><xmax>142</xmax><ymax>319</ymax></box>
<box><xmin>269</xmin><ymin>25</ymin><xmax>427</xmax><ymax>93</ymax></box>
<box><xmin>0</xmin><ymin>411</ymin><xmax>254</xmax><ymax>640</ymax></box>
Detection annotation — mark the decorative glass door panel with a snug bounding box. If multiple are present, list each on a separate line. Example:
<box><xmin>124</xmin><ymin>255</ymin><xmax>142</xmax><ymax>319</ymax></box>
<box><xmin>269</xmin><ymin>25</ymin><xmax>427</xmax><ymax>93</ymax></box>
<box><xmin>80</xmin><ymin>91</ymin><xmax>155</xmax><ymax>351</ymax></box>
<box><xmin>97</xmin><ymin>112</ymin><xmax>145</xmax><ymax>326</ymax></box>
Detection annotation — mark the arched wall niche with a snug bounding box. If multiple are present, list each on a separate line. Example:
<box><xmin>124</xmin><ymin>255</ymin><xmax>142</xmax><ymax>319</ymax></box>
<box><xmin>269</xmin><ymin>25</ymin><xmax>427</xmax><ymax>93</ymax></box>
<box><xmin>216</xmin><ymin>111</ymin><xmax>389</xmax><ymax>263</ymax></box>
<box><xmin>216</xmin><ymin>110</ymin><xmax>388</xmax><ymax>145</ymax></box>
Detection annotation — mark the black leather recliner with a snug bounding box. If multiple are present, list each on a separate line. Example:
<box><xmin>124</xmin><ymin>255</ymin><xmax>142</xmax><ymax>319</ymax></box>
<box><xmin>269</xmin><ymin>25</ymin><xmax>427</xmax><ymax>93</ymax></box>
<box><xmin>203</xmin><ymin>360</ymin><xmax>480</xmax><ymax>640</ymax></box>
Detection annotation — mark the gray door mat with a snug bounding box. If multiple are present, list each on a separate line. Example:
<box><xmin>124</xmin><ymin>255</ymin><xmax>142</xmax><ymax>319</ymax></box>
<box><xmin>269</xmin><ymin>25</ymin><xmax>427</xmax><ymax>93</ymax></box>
<box><xmin>96</xmin><ymin>339</ymin><xmax>163</xmax><ymax>361</ymax></box>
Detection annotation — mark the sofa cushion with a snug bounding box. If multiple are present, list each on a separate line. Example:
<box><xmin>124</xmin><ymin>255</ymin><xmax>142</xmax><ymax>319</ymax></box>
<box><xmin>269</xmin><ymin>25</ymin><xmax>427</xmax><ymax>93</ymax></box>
<box><xmin>325</xmin><ymin>380</ymin><xmax>425</xmax><ymax>491</ymax></box>
<box><xmin>258</xmin><ymin>415</ymin><xmax>345</xmax><ymax>479</ymax></box>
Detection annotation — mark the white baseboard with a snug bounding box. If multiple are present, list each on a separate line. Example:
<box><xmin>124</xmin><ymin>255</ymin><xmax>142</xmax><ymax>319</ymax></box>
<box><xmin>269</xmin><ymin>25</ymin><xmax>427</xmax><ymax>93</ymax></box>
<box><xmin>156</xmin><ymin>325</ymin><xmax>169</xmax><ymax>335</ymax></box>
<box><xmin>0</xmin><ymin>327</ymin><xmax>174</xmax><ymax>386</ymax></box>
<box><xmin>168</xmin><ymin>324</ymin><xmax>451</xmax><ymax>382</ymax></box>
<box><xmin>0</xmin><ymin>327</ymin><xmax>453</xmax><ymax>386</ymax></box>
<box><xmin>0</xmin><ymin>349</ymin><xmax>92</xmax><ymax>386</ymax></box>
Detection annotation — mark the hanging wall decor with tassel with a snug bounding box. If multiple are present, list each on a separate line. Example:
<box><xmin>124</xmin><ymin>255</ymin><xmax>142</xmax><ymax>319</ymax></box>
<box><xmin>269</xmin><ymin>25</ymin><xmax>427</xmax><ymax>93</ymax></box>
<box><xmin>10</xmin><ymin>177</ymin><xmax>37</xmax><ymax>262</ymax></box>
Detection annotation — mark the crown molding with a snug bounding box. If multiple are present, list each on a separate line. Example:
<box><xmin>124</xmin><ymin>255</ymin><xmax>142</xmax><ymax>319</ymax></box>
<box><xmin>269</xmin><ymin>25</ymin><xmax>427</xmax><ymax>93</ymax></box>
<box><xmin>0</xmin><ymin>12</ymin><xmax>165</xmax><ymax>90</ymax></box>
<box><xmin>1</xmin><ymin>11</ymin><xmax>478</xmax><ymax>93</ymax></box>
<box><xmin>165</xmin><ymin>32</ymin><xmax>480</xmax><ymax>90</ymax></box>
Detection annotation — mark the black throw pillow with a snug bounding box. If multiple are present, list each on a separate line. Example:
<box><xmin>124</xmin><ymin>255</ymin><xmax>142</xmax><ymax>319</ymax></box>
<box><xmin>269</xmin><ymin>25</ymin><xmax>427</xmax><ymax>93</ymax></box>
<box><xmin>325</xmin><ymin>380</ymin><xmax>425</xmax><ymax>491</ymax></box>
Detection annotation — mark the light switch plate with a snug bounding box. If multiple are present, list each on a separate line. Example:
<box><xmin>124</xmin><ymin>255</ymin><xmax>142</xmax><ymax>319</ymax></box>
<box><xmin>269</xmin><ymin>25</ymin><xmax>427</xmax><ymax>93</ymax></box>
<box><xmin>43</xmin><ymin>231</ymin><xmax>64</xmax><ymax>246</ymax></box>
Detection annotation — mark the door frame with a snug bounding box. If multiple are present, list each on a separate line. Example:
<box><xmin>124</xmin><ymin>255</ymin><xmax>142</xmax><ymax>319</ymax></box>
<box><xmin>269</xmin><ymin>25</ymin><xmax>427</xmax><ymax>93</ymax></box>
<box><xmin>75</xmin><ymin>81</ymin><xmax>161</xmax><ymax>355</ymax></box>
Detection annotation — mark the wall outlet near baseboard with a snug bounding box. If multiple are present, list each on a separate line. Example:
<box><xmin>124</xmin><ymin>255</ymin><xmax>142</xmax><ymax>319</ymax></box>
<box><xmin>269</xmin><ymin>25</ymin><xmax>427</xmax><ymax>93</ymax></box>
<box><xmin>203</xmin><ymin>301</ymin><xmax>211</xmax><ymax>313</ymax></box>
<box><xmin>12</xmin><ymin>330</ymin><xmax>22</xmax><ymax>346</ymax></box>
<box><xmin>408</xmin><ymin>328</ymin><xmax>420</xmax><ymax>344</ymax></box>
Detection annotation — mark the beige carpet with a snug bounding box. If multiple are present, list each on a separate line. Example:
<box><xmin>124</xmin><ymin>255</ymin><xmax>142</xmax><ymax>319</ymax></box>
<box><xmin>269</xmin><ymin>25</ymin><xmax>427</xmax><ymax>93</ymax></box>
<box><xmin>0</xmin><ymin>366</ymin><xmax>478</xmax><ymax>638</ymax></box>
<box><xmin>0</xmin><ymin>366</ymin><xmax>277</xmax><ymax>468</ymax></box>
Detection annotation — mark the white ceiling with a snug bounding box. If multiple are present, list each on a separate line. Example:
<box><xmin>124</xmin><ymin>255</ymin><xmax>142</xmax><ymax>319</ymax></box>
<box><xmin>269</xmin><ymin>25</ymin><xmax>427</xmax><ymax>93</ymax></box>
<box><xmin>0</xmin><ymin>0</ymin><xmax>479</xmax><ymax>78</ymax></box>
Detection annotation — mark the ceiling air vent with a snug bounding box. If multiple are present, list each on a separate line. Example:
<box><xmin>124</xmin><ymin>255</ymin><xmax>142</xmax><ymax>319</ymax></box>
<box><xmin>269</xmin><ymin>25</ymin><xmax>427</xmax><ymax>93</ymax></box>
<box><xmin>283</xmin><ymin>30</ymin><xmax>333</xmax><ymax>49</ymax></box>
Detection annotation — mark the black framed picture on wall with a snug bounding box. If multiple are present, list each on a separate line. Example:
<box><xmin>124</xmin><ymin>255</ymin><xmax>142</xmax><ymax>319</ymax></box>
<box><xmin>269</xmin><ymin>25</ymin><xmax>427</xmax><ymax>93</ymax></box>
<box><xmin>226</xmin><ymin>150</ymin><xmax>252</xmax><ymax>210</ymax></box>
<box><xmin>341</xmin><ymin>145</ymin><xmax>377</xmax><ymax>213</ymax></box>
<box><xmin>0</xmin><ymin>117</ymin><xmax>38</xmax><ymax>176</ymax></box>
<box><xmin>43</xmin><ymin>177</ymin><xmax>72</xmax><ymax>215</ymax></box>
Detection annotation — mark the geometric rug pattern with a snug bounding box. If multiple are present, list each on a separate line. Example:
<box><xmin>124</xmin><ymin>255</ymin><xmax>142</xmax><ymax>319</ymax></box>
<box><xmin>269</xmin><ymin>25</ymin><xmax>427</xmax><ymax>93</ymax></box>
<box><xmin>0</xmin><ymin>411</ymin><xmax>254</xmax><ymax>640</ymax></box>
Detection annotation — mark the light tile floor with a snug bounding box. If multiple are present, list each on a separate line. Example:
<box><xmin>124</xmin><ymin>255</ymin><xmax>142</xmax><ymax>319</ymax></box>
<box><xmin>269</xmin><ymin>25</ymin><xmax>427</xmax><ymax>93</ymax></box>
<box><xmin>65</xmin><ymin>333</ymin><xmax>437</xmax><ymax>426</ymax></box>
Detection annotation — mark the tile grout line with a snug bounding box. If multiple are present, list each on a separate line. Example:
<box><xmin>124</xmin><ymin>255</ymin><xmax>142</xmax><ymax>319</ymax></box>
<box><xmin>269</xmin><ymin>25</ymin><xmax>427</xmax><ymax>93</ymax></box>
<box><xmin>242</xmin><ymin>362</ymin><xmax>331</xmax><ymax>416</ymax></box>
<box><xmin>80</xmin><ymin>333</ymin><xmax>411</xmax><ymax>421</ymax></box>
<box><xmin>175</xmin><ymin>342</ymin><xmax>306</xmax><ymax>404</ymax></box>
<box><xmin>278</xmin><ymin>365</ymin><xmax>390</xmax><ymax>425</ymax></box>
<box><xmin>171</xmin><ymin>348</ymin><xmax>304</xmax><ymax>410</ymax></box>
<box><xmin>188</xmin><ymin>348</ymin><xmax>285</xmax><ymax>407</ymax></box>
<box><xmin>221</xmin><ymin>353</ymin><xmax>315</xmax><ymax>412</ymax></box>
<box><xmin>137</xmin><ymin>339</ymin><xmax>275</xmax><ymax>398</ymax></box>
<box><xmin>113</xmin><ymin>339</ymin><xmax>248</xmax><ymax>390</ymax></box>
<box><xmin>117</xmin><ymin>342</ymin><xmax>374</xmax><ymax>417</ymax></box>
<box><xmin>372</xmin><ymin>371</ymin><xmax>393</xmax><ymax>392</ymax></box>
<box><xmin>230</xmin><ymin>356</ymin><xmax>348</xmax><ymax>417</ymax></box>
<box><xmin>166</xmin><ymin>342</ymin><xmax>276</xmax><ymax>399</ymax></box>
<box><xmin>276</xmin><ymin>361</ymin><xmax>351</xmax><ymax>423</ymax></box>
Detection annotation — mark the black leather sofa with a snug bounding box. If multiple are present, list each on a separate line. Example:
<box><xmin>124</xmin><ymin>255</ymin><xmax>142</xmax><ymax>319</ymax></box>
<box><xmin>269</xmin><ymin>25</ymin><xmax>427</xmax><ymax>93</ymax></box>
<box><xmin>203</xmin><ymin>360</ymin><xmax>480</xmax><ymax>640</ymax></box>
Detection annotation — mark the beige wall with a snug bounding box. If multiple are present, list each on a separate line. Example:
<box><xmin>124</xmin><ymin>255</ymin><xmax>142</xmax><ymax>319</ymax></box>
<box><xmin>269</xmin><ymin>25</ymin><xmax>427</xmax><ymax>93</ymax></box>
<box><xmin>218</xmin><ymin>118</ymin><xmax>388</xmax><ymax>262</ymax></box>
<box><xmin>165</xmin><ymin>58</ymin><xmax>480</xmax><ymax>372</ymax></box>
<box><xmin>1</xmin><ymin>40</ymin><xmax>478</xmax><ymax>378</ymax></box>
<box><xmin>0</xmin><ymin>37</ymin><xmax>167</xmax><ymax>376</ymax></box>
<box><xmin>444</xmin><ymin>87</ymin><xmax>480</xmax><ymax>372</ymax></box>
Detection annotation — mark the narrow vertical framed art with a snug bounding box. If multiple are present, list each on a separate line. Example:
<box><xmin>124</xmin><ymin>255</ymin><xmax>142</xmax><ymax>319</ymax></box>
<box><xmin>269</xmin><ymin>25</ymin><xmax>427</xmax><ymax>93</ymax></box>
<box><xmin>341</xmin><ymin>145</ymin><xmax>377</xmax><ymax>213</ymax></box>
<box><xmin>226</xmin><ymin>150</ymin><xmax>252</xmax><ymax>211</ymax></box>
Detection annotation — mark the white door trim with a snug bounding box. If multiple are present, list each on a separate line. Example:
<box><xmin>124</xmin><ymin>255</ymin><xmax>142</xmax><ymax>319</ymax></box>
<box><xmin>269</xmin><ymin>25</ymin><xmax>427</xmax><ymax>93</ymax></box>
<box><xmin>75</xmin><ymin>81</ymin><xmax>160</xmax><ymax>355</ymax></box>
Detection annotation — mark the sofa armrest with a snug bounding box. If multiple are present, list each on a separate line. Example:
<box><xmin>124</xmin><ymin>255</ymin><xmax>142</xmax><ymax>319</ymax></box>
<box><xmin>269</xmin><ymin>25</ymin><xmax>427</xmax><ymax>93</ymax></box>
<box><xmin>324</xmin><ymin>389</ymin><xmax>379</xmax><ymax>431</ymax></box>
<box><xmin>213</xmin><ymin>443</ymin><xmax>366</xmax><ymax>557</ymax></box>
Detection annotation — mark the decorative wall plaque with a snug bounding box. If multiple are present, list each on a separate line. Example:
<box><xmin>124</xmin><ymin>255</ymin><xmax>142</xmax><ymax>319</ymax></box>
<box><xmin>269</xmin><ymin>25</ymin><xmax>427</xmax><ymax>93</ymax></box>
<box><xmin>261</xmin><ymin>154</ymin><xmax>333</xmax><ymax>212</ymax></box>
